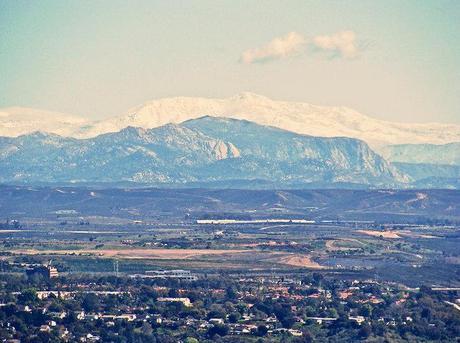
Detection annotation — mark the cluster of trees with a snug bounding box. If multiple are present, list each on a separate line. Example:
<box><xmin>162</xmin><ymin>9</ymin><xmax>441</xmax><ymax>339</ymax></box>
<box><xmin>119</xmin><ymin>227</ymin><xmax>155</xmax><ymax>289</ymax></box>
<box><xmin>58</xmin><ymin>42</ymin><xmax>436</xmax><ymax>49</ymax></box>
<box><xmin>0</xmin><ymin>273</ymin><xmax>458</xmax><ymax>342</ymax></box>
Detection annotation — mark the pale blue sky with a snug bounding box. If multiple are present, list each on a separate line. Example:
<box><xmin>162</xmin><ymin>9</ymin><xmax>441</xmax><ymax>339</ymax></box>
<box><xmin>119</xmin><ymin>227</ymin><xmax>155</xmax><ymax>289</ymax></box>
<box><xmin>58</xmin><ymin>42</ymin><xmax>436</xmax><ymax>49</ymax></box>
<box><xmin>1</xmin><ymin>0</ymin><xmax>459</xmax><ymax>123</ymax></box>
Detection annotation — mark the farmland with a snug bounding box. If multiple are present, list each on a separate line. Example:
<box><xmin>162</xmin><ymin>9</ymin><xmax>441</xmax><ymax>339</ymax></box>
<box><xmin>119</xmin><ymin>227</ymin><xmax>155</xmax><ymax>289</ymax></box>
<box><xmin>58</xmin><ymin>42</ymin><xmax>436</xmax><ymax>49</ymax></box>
<box><xmin>0</xmin><ymin>186</ymin><xmax>459</xmax><ymax>342</ymax></box>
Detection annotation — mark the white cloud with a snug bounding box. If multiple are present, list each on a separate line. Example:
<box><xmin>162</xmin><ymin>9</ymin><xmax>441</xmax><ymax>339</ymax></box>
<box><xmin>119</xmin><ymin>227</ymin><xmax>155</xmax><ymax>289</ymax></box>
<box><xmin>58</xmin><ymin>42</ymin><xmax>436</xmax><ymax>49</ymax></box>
<box><xmin>240</xmin><ymin>32</ymin><xmax>306</xmax><ymax>64</ymax></box>
<box><xmin>240</xmin><ymin>30</ymin><xmax>360</xmax><ymax>64</ymax></box>
<box><xmin>312</xmin><ymin>30</ymin><xmax>358</xmax><ymax>59</ymax></box>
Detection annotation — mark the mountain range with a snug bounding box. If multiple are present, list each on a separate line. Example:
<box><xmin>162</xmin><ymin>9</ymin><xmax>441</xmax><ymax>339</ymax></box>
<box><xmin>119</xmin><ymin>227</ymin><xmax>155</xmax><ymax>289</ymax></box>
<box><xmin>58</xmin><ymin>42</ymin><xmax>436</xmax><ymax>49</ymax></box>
<box><xmin>2</xmin><ymin>93</ymin><xmax>460</xmax><ymax>148</ymax></box>
<box><xmin>383</xmin><ymin>143</ymin><xmax>460</xmax><ymax>166</ymax></box>
<box><xmin>0</xmin><ymin>93</ymin><xmax>459</xmax><ymax>188</ymax></box>
<box><xmin>0</xmin><ymin>116</ymin><xmax>407</xmax><ymax>187</ymax></box>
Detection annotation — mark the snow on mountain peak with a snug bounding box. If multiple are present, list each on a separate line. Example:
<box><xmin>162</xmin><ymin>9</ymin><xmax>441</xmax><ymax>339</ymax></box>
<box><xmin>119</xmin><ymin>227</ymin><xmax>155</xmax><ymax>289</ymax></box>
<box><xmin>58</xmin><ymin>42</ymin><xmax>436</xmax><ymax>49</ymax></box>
<box><xmin>1</xmin><ymin>95</ymin><xmax>460</xmax><ymax>150</ymax></box>
<box><xmin>82</xmin><ymin>94</ymin><xmax>460</xmax><ymax>149</ymax></box>
<box><xmin>229</xmin><ymin>92</ymin><xmax>273</xmax><ymax>103</ymax></box>
<box><xmin>0</xmin><ymin>107</ymin><xmax>88</xmax><ymax>138</ymax></box>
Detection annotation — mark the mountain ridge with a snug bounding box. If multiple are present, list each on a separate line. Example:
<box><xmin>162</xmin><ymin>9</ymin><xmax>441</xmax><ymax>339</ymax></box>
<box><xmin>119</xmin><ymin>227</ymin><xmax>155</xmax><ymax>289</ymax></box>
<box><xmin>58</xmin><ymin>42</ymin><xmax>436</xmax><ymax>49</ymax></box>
<box><xmin>0</xmin><ymin>116</ymin><xmax>406</xmax><ymax>188</ymax></box>
<box><xmin>384</xmin><ymin>142</ymin><xmax>460</xmax><ymax>166</ymax></box>
<box><xmin>2</xmin><ymin>94</ymin><xmax>460</xmax><ymax>149</ymax></box>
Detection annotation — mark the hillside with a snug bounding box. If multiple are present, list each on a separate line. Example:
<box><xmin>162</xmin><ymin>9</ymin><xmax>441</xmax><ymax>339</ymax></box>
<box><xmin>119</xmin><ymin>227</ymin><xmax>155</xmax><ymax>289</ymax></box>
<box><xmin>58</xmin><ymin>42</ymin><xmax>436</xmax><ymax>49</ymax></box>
<box><xmin>0</xmin><ymin>117</ymin><xmax>405</xmax><ymax>187</ymax></box>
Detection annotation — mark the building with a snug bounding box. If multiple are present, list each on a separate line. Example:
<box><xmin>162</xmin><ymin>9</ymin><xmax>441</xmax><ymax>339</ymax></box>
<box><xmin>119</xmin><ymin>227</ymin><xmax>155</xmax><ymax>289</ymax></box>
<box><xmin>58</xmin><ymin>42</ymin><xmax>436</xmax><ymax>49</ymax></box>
<box><xmin>36</xmin><ymin>291</ymin><xmax>73</xmax><ymax>300</ymax></box>
<box><xmin>100</xmin><ymin>314</ymin><xmax>136</xmax><ymax>321</ymax></box>
<box><xmin>157</xmin><ymin>297</ymin><xmax>192</xmax><ymax>307</ymax></box>
<box><xmin>26</xmin><ymin>265</ymin><xmax>59</xmax><ymax>279</ymax></box>
<box><xmin>142</xmin><ymin>269</ymin><xmax>198</xmax><ymax>281</ymax></box>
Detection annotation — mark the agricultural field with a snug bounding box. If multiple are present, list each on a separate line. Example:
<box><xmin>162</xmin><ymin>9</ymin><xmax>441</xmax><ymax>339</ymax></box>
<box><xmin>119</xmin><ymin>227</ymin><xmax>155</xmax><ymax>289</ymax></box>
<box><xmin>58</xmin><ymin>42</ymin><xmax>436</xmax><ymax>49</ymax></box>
<box><xmin>0</xmin><ymin>186</ymin><xmax>458</xmax><ymax>287</ymax></box>
<box><xmin>0</xmin><ymin>186</ymin><xmax>459</xmax><ymax>342</ymax></box>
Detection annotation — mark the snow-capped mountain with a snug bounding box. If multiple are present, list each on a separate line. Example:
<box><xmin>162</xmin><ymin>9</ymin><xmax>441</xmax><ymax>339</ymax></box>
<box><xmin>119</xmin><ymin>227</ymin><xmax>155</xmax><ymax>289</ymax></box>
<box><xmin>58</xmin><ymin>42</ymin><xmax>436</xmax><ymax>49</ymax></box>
<box><xmin>81</xmin><ymin>93</ymin><xmax>460</xmax><ymax>148</ymax></box>
<box><xmin>0</xmin><ymin>117</ymin><xmax>406</xmax><ymax>187</ymax></box>
<box><xmin>2</xmin><ymin>94</ymin><xmax>460</xmax><ymax>149</ymax></box>
<box><xmin>0</xmin><ymin>107</ymin><xmax>88</xmax><ymax>137</ymax></box>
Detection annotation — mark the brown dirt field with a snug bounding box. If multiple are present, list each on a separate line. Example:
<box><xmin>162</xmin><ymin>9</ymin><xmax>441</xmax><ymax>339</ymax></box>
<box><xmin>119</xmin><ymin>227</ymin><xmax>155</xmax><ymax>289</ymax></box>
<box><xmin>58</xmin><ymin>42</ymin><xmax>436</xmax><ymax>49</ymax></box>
<box><xmin>394</xmin><ymin>231</ymin><xmax>438</xmax><ymax>239</ymax></box>
<box><xmin>357</xmin><ymin>230</ymin><xmax>401</xmax><ymax>239</ymax></box>
<box><xmin>275</xmin><ymin>254</ymin><xmax>324</xmax><ymax>269</ymax></box>
<box><xmin>8</xmin><ymin>248</ymin><xmax>249</xmax><ymax>260</ymax></box>
<box><xmin>7</xmin><ymin>248</ymin><xmax>326</xmax><ymax>270</ymax></box>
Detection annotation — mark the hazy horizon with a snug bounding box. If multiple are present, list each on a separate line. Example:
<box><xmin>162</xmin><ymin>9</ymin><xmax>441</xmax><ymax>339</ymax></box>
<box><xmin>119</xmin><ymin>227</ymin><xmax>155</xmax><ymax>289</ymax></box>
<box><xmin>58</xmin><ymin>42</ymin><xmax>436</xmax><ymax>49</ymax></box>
<box><xmin>1</xmin><ymin>1</ymin><xmax>460</xmax><ymax>124</ymax></box>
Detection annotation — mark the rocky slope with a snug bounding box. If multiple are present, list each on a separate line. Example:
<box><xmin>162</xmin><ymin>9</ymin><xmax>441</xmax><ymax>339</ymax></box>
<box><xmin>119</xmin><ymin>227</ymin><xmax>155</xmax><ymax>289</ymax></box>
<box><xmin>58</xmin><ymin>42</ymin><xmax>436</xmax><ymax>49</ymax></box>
<box><xmin>0</xmin><ymin>117</ymin><xmax>405</xmax><ymax>187</ymax></box>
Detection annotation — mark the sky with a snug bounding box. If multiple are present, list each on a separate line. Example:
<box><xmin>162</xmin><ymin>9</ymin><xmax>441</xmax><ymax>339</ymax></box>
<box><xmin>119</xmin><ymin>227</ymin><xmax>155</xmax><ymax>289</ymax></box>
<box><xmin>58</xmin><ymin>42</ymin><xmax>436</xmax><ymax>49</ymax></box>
<box><xmin>1</xmin><ymin>0</ymin><xmax>460</xmax><ymax>124</ymax></box>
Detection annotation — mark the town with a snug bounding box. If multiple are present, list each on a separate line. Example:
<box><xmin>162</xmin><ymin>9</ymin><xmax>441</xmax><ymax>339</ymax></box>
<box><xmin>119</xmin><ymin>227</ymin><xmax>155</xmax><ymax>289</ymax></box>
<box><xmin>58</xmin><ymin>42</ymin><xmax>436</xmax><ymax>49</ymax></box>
<box><xmin>2</xmin><ymin>0</ymin><xmax>460</xmax><ymax>341</ymax></box>
<box><xmin>0</xmin><ymin>188</ymin><xmax>460</xmax><ymax>342</ymax></box>
<box><xmin>0</xmin><ymin>187</ymin><xmax>459</xmax><ymax>342</ymax></box>
<box><xmin>0</xmin><ymin>267</ymin><xmax>459</xmax><ymax>342</ymax></box>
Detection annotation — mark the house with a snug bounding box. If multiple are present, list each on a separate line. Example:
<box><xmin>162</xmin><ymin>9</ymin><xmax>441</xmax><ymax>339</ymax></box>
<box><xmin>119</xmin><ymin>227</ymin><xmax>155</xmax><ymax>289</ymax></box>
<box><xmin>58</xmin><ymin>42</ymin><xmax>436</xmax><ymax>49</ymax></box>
<box><xmin>40</xmin><ymin>325</ymin><xmax>51</xmax><ymax>333</ymax></box>
<box><xmin>157</xmin><ymin>297</ymin><xmax>192</xmax><ymax>307</ymax></box>
<box><xmin>27</xmin><ymin>265</ymin><xmax>59</xmax><ymax>279</ymax></box>
<box><xmin>100</xmin><ymin>314</ymin><xmax>136</xmax><ymax>321</ymax></box>
<box><xmin>36</xmin><ymin>290</ymin><xmax>73</xmax><ymax>300</ymax></box>
<box><xmin>289</xmin><ymin>329</ymin><xmax>303</xmax><ymax>336</ymax></box>
<box><xmin>143</xmin><ymin>270</ymin><xmax>198</xmax><ymax>281</ymax></box>
<box><xmin>209</xmin><ymin>318</ymin><xmax>224</xmax><ymax>325</ymax></box>
<box><xmin>81</xmin><ymin>333</ymin><xmax>100</xmax><ymax>342</ymax></box>
<box><xmin>339</xmin><ymin>290</ymin><xmax>353</xmax><ymax>300</ymax></box>
<box><xmin>305</xmin><ymin>317</ymin><xmax>337</xmax><ymax>325</ymax></box>
<box><xmin>49</xmin><ymin>311</ymin><xmax>67</xmax><ymax>319</ymax></box>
